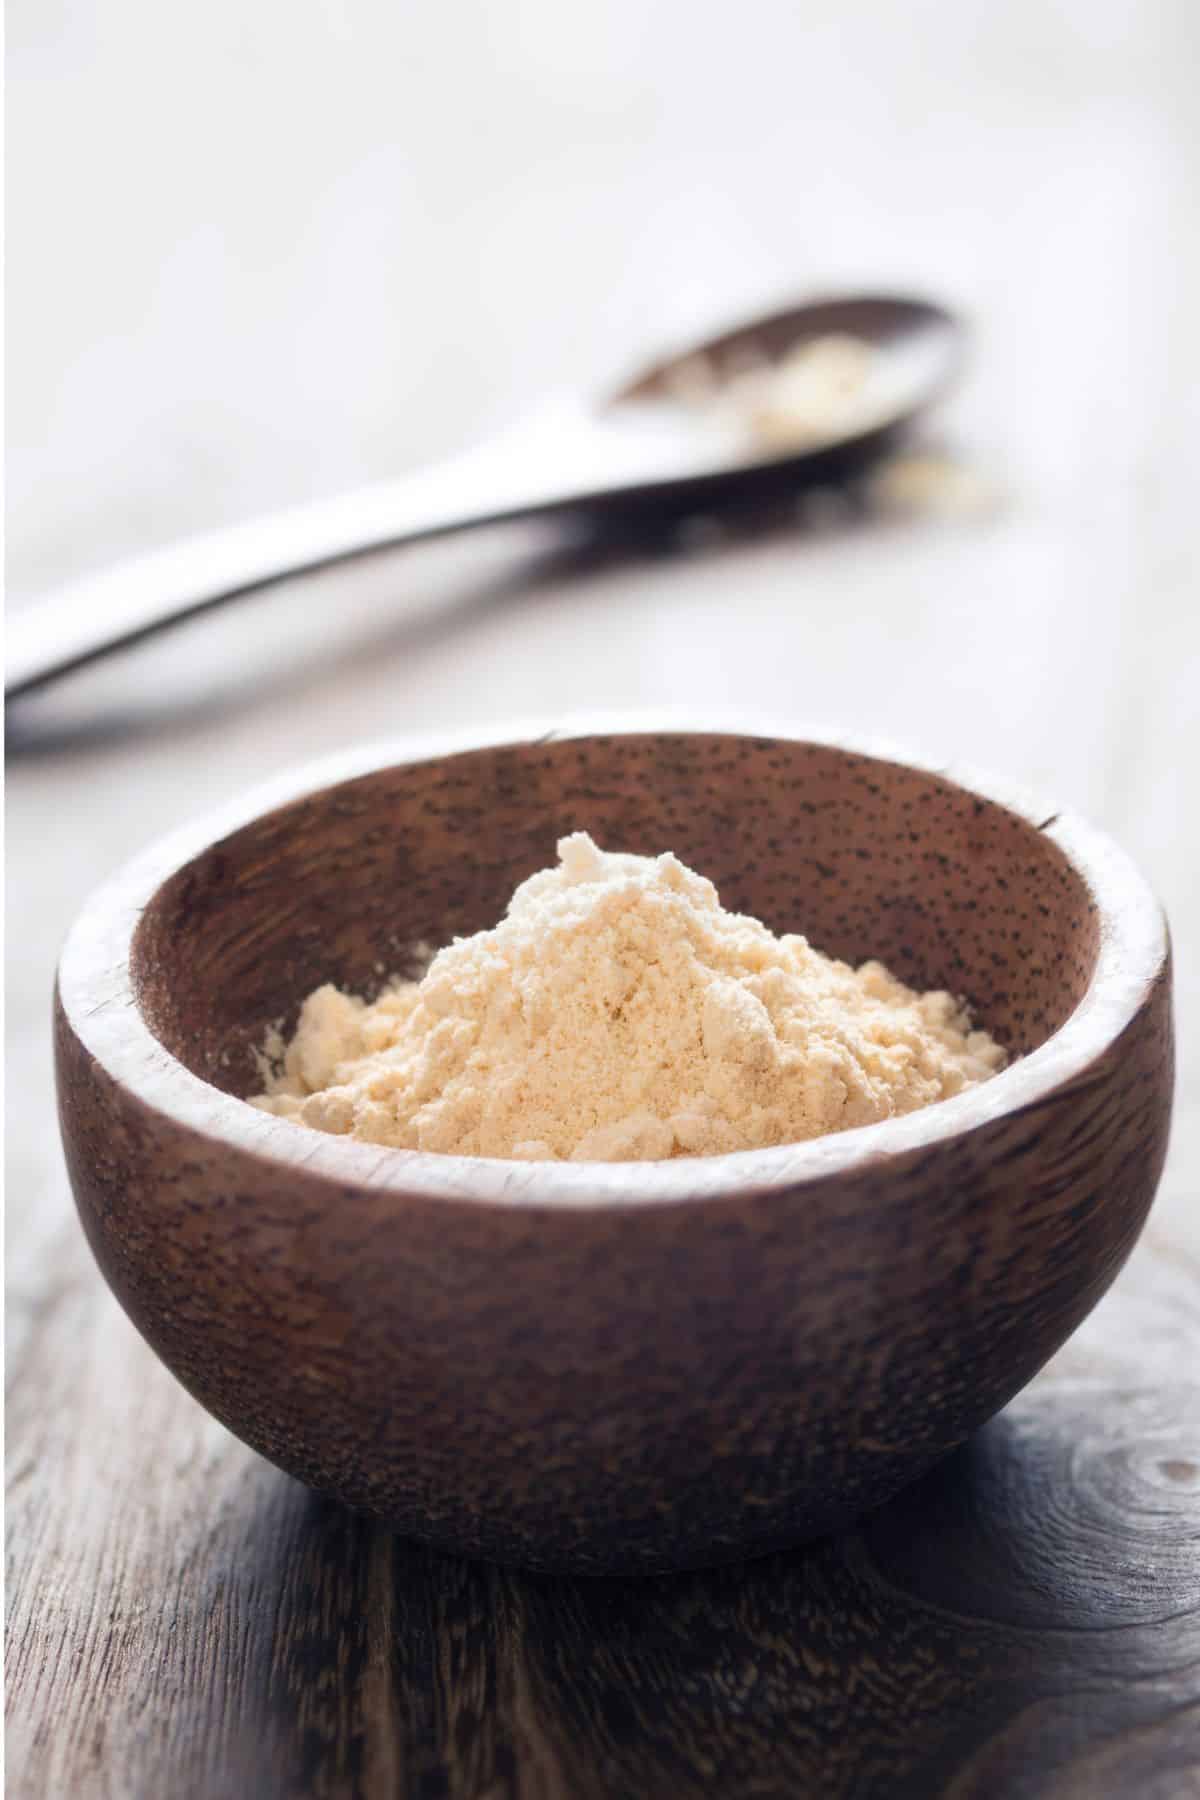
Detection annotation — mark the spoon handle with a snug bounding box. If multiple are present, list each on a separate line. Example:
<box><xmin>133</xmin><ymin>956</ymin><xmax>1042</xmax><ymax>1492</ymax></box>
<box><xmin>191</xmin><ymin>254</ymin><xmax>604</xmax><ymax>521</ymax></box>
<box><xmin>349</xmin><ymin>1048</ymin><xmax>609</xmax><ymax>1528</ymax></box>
<box><xmin>5</xmin><ymin>432</ymin><xmax>584</xmax><ymax>696</ymax></box>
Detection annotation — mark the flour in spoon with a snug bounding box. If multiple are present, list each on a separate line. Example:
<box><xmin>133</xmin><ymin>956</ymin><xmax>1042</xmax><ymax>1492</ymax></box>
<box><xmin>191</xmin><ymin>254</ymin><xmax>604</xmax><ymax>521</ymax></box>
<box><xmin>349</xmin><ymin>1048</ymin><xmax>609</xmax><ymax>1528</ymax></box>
<box><xmin>250</xmin><ymin>833</ymin><xmax>1005</xmax><ymax>1161</ymax></box>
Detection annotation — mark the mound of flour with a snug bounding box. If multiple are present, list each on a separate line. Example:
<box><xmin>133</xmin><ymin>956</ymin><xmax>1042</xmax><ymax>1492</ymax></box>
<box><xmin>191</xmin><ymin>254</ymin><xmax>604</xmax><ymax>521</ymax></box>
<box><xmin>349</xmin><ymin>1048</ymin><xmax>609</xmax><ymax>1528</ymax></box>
<box><xmin>251</xmin><ymin>832</ymin><xmax>1004</xmax><ymax>1162</ymax></box>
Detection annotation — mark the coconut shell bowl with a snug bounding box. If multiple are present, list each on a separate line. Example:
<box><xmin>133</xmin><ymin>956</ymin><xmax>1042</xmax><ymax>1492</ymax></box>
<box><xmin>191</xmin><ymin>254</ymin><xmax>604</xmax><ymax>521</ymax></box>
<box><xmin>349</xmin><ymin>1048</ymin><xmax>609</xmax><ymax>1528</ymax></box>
<box><xmin>55</xmin><ymin>723</ymin><xmax>1173</xmax><ymax>1575</ymax></box>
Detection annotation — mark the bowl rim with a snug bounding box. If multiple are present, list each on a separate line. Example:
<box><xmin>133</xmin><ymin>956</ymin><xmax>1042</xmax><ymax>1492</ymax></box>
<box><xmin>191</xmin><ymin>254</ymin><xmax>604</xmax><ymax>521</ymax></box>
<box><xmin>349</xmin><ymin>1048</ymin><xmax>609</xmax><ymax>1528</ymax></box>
<box><xmin>57</xmin><ymin>713</ymin><xmax>1169</xmax><ymax>1211</ymax></box>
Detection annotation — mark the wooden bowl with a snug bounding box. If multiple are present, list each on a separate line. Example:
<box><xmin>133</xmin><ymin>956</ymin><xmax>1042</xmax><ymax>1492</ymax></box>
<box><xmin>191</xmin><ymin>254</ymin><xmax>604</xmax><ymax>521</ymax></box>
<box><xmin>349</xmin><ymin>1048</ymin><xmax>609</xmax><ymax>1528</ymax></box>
<box><xmin>56</xmin><ymin>723</ymin><xmax>1173</xmax><ymax>1574</ymax></box>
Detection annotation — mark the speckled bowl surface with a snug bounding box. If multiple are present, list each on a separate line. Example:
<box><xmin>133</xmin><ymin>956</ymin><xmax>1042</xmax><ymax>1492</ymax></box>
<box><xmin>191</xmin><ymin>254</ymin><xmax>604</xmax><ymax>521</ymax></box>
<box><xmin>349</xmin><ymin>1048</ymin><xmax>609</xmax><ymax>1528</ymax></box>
<box><xmin>56</xmin><ymin>720</ymin><xmax>1173</xmax><ymax>1572</ymax></box>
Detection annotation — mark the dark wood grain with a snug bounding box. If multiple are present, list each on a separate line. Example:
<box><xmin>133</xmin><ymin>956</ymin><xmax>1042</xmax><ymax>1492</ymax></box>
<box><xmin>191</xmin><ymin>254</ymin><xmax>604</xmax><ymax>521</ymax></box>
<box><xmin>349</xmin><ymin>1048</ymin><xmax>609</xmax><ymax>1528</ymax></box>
<box><xmin>7</xmin><ymin>1260</ymin><xmax>1198</xmax><ymax>1797</ymax></box>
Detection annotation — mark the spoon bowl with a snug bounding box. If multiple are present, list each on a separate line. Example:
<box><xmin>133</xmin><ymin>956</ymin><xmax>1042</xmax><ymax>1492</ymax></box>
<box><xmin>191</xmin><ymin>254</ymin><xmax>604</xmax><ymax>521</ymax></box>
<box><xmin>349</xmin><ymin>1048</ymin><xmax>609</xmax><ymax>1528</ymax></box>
<box><xmin>565</xmin><ymin>293</ymin><xmax>965</xmax><ymax>520</ymax></box>
<box><xmin>615</xmin><ymin>292</ymin><xmax>960</xmax><ymax>419</ymax></box>
<box><xmin>550</xmin><ymin>288</ymin><xmax>964</xmax><ymax>525</ymax></box>
<box><xmin>55</xmin><ymin>722</ymin><xmax>1171</xmax><ymax>1573</ymax></box>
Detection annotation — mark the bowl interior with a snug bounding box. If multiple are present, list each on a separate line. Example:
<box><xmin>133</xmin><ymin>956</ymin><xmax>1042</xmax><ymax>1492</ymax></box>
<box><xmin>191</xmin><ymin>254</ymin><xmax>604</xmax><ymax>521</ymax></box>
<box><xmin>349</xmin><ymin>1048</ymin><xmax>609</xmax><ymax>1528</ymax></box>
<box><xmin>130</xmin><ymin>733</ymin><xmax>1099</xmax><ymax>1101</ymax></box>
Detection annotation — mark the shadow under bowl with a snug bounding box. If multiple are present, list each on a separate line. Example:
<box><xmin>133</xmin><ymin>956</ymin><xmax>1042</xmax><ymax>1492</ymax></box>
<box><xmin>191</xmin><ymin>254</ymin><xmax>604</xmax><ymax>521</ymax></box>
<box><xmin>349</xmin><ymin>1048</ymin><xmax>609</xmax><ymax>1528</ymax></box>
<box><xmin>55</xmin><ymin>723</ymin><xmax>1173</xmax><ymax>1574</ymax></box>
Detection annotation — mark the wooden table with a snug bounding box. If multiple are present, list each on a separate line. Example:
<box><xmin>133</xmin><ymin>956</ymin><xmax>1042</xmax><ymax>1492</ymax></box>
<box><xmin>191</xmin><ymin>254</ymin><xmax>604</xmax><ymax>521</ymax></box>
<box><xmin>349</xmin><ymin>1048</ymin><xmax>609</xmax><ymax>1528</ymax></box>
<box><xmin>7</xmin><ymin>3</ymin><xmax>1199</xmax><ymax>1793</ymax></box>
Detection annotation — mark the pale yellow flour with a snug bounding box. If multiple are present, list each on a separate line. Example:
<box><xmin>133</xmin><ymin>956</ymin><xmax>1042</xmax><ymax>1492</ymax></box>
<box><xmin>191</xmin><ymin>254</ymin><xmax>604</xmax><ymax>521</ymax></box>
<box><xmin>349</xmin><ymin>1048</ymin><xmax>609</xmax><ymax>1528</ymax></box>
<box><xmin>250</xmin><ymin>833</ymin><xmax>1005</xmax><ymax>1161</ymax></box>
